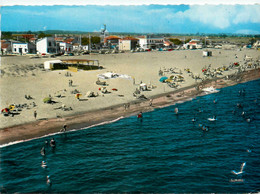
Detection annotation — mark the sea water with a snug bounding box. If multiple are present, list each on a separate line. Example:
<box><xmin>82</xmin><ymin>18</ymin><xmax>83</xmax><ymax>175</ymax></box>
<box><xmin>0</xmin><ymin>79</ymin><xmax>260</xmax><ymax>193</ymax></box>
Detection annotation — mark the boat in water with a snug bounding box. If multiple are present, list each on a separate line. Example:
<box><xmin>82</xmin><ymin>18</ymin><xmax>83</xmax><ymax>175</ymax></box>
<box><xmin>202</xmin><ymin>86</ymin><xmax>219</xmax><ymax>94</ymax></box>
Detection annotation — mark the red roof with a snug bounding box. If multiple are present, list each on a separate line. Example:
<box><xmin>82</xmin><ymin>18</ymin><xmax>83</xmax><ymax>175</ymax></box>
<box><xmin>1</xmin><ymin>43</ymin><xmax>10</xmax><ymax>49</ymax></box>
<box><xmin>64</xmin><ymin>38</ymin><xmax>74</xmax><ymax>43</ymax></box>
<box><xmin>104</xmin><ymin>36</ymin><xmax>121</xmax><ymax>43</ymax></box>
<box><xmin>121</xmin><ymin>37</ymin><xmax>138</xmax><ymax>41</ymax></box>
<box><xmin>105</xmin><ymin>35</ymin><xmax>120</xmax><ymax>40</ymax></box>
<box><xmin>55</xmin><ymin>37</ymin><xmax>64</xmax><ymax>41</ymax></box>
<box><xmin>12</xmin><ymin>34</ymin><xmax>35</xmax><ymax>39</ymax></box>
<box><xmin>164</xmin><ymin>40</ymin><xmax>172</xmax><ymax>46</ymax></box>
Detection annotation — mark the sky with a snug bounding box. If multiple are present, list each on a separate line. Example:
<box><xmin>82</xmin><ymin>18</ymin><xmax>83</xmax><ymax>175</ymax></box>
<box><xmin>1</xmin><ymin>4</ymin><xmax>260</xmax><ymax>34</ymax></box>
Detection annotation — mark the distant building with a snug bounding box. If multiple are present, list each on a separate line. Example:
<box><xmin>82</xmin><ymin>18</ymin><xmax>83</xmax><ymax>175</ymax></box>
<box><xmin>12</xmin><ymin>42</ymin><xmax>36</xmax><ymax>54</ymax></box>
<box><xmin>1</xmin><ymin>40</ymin><xmax>12</xmax><ymax>55</ymax></box>
<box><xmin>63</xmin><ymin>38</ymin><xmax>78</xmax><ymax>45</ymax></box>
<box><xmin>73</xmin><ymin>43</ymin><xmax>81</xmax><ymax>52</ymax></box>
<box><xmin>104</xmin><ymin>35</ymin><xmax>121</xmax><ymax>48</ymax></box>
<box><xmin>29</xmin><ymin>38</ymin><xmax>37</xmax><ymax>44</ymax></box>
<box><xmin>138</xmin><ymin>35</ymin><xmax>164</xmax><ymax>49</ymax></box>
<box><xmin>36</xmin><ymin>37</ymin><xmax>58</xmax><ymax>54</ymax></box>
<box><xmin>184</xmin><ymin>39</ymin><xmax>202</xmax><ymax>49</ymax></box>
<box><xmin>12</xmin><ymin>34</ymin><xmax>35</xmax><ymax>41</ymax></box>
<box><xmin>59</xmin><ymin>42</ymin><xmax>73</xmax><ymax>52</ymax></box>
<box><xmin>55</xmin><ymin>37</ymin><xmax>65</xmax><ymax>42</ymax></box>
<box><xmin>81</xmin><ymin>45</ymin><xmax>89</xmax><ymax>51</ymax></box>
<box><xmin>119</xmin><ymin>37</ymin><xmax>139</xmax><ymax>51</ymax></box>
<box><xmin>164</xmin><ymin>40</ymin><xmax>173</xmax><ymax>47</ymax></box>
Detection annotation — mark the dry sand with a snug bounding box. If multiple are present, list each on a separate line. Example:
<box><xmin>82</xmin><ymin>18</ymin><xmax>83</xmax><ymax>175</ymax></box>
<box><xmin>0</xmin><ymin>48</ymin><xmax>259</xmax><ymax>145</ymax></box>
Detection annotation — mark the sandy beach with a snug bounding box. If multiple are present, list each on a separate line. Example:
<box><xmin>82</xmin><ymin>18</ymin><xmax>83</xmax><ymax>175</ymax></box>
<box><xmin>0</xmin><ymin>48</ymin><xmax>259</xmax><ymax>145</ymax></box>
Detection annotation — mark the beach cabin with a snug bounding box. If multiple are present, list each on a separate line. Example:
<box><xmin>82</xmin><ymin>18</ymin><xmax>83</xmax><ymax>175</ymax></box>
<box><xmin>44</xmin><ymin>59</ymin><xmax>101</xmax><ymax>71</ymax></box>
<box><xmin>203</xmin><ymin>50</ymin><xmax>212</xmax><ymax>57</ymax></box>
<box><xmin>44</xmin><ymin>60</ymin><xmax>63</xmax><ymax>70</ymax></box>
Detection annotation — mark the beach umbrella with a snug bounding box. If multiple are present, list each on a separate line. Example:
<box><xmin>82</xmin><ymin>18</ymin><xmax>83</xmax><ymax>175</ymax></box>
<box><xmin>159</xmin><ymin>76</ymin><xmax>168</xmax><ymax>82</ymax></box>
<box><xmin>75</xmin><ymin>93</ymin><xmax>82</xmax><ymax>99</ymax></box>
<box><xmin>1</xmin><ymin>108</ymin><xmax>9</xmax><ymax>113</ymax></box>
<box><xmin>9</xmin><ymin>104</ymin><xmax>15</xmax><ymax>110</ymax></box>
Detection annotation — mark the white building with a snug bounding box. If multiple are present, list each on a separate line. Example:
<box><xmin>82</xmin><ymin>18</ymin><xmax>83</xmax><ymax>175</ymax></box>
<box><xmin>183</xmin><ymin>39</ymin><xmax>202</xmax><ymax>49</ymax></box>
<box><xmin>12</xmin><ymin>42</ymin><xmax>36</xmax><ymax>54</ymax></box>
<box><xmin>119</xmin><ymin>37</ymin><xmax>139</xmax><ymax>51</ymax></box>
<box><xmin>59</xmin><ymin>42</ymin><xmax>73</xmax><ymax>52</ymax></box>
<box><xmin>81</xmin><ymin>45</ymin><xmax>89</xmax><ymax>51</ymax></box>
<box><xmin>36</xmin><ymin>37</ymin><xmax>58</xmax><ymax>54</ymax></box>
<box><xmin>138</xmin><ymin>35</ymin><xmax>164</xmax><ymax>49</ymax></box>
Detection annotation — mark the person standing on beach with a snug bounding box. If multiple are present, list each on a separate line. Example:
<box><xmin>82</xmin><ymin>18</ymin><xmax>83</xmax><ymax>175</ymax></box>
<box><xmin>149</xmin><ymin>99</ymin><xmax>153</xmax><ymax>106</ymax></box>
<box><xmin>61</xmin><ymin>124</ymin><xmax>67</xmax><ymax>132</ymax></box>
<box><xmin>34</xmin><ymin>110</ymin><xmax>37</xmax><ymax>119</ymax></box>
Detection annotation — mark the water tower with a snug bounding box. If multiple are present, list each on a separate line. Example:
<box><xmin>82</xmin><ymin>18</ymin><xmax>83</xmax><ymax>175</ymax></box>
<box><xmin>100</xmin><ymin>24</ymin><xmax>107</xmax><ymax>44</ymax></box>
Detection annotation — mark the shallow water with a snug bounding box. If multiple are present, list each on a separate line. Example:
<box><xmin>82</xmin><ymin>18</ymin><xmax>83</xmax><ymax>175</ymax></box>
<box><xmin>1</xmin><ymin>79</ymin><xmax>260</xmax><ymax>193</ymax></box>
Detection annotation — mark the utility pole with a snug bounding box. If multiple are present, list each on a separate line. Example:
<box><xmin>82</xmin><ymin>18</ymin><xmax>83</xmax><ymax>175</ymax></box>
<box><xmin>89</xmin><ymin>34</ymin><xmax>91</xmax><ymax>52</ymax></box>
<box><xmin>80</xmin><ymin>34</ymin><xmax>82</xmax><ymax>51</ymax></box>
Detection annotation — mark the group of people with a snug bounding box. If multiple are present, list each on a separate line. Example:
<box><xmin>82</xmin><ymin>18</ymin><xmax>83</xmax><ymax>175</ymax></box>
<box><xmin>40</xmin><ymin>138</ymin><xmax>57</xmax><ymax>187</ymax></box>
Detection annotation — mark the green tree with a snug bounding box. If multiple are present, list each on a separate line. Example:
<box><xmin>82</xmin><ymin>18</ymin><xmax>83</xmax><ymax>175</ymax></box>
<box><xmin>184</xmin><ymin>38</ymin><xmax>191</xmax><ymax>43</ymax></box>
<box><xmin>81</xmin><ymin>37</ymin><xmax>89</xmax><ymax>45</ymax></box>
<box><xmin>91</xmin><ymin>36</ymin><xmax>101</xmax><ymax>44</ymax></box>
<box><xmin>38</xmin><ymin>33</ymin><xmax>52</xmax><ymax>39</ymax></box>
<box><xmin>169</xmin><ymin>38</ymin><xmax>182</xmax><ymax>45</ymax></box>
<box><xmin>1</xmin><ymin>31</ymin><xmax>12</xmax><ymax>39</ymax></box>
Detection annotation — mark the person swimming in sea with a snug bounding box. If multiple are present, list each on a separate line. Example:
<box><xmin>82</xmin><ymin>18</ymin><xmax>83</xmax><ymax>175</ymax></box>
<box><xmin>41</xmin><ymin>161</ymin><xmax>47</xmax><ymax>168</ymax></box>
<box><xmin>50</xmin><ymin>138</ymin><xmax>56</xmax><ymax>148</ymax></box>
<box><xmin>41</xmin><ymin>146</ymin><xmax>46</xmax><ymax>156</ymax></box>
<box><xmin>192</xmin><ymin>117</ymin><xmax>196</xmax><ymax>122</ymax></box>
<box><xmin>46</xmin><ymin>175</ymin><xmax>52</xmax><ymax>186</ymax></box>
<box><xmin>137</xmin><ymin>111</ymin><xmax>143</xmax><ymax>122</ymax></box>
<box><xmin>174</xmin><ymin>107</ymin><xmax>179</xmax><ymax>114</ymax></box>
<box><xmin>199</xmin><ymin>124</ymin><xmax>208</xmax><ymax>131</ymax></box>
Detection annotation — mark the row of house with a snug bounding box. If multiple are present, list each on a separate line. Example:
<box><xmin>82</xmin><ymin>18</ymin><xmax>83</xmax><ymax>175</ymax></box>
<box><xmin>1</xmin><ymin>37</ymin><xmax>84</xmax><ymax>55</ymax></box>
<box><xmin>1</xmin><ymin>34</ymin><xmax>207</xmax><ymax>55</ymax></box>
<box><xmin>104</xmin><ymin>35</ymin><xmax>166</xmax><ymax>50</ymax></box>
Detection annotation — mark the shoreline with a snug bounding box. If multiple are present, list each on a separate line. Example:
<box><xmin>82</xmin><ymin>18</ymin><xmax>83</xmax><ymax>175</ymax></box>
<box><xmin>0</xmin><ymin>68</ymin><xmax>259</xmax><ymax>146</ymax></box>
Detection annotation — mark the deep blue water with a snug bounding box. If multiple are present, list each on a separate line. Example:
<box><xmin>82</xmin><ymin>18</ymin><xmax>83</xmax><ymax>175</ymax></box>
<box><xmin>1</xmin><ymin>79</ymin><xmax>260</xmax><ymax>193</ymax></box>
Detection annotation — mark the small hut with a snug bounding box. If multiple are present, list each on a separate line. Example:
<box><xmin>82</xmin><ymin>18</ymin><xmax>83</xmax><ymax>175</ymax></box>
<box><xmin>202</xmin><ymin>50</ymin><xmax>212</xmax><ymax>57</ymax></box>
